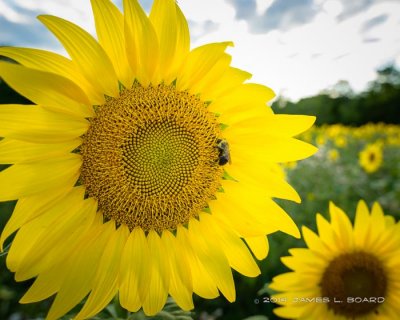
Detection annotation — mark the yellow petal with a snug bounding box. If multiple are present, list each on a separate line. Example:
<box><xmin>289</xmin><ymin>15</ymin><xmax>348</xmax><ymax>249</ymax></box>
<box><xmin>15</xmin><ymin>196</ymin><xmax>98</xmax><ymax>281</ymax></box>
<box><xmin>149</xmin><ymin>0</ymin><xmax>179</xmax><ymax>82</ymax></box>
<box><xmin>0</xmin><ymin>138</ymin><xmax>81</xmax><ymax>164</ymax></box>
<box><xmin>6</xmin><ymin>187</ymin><xmax>85</xmax><ymax>272</ymax></box>
<box><xmin>75</xmin><ymin>225</ymin><xmax>129</xmax><ymax>320</ymax></box>
<box><xmin>19</xmin><ymin>212</ymin><xmax>104</xmax><ymax>304</ymax></box>
<box><xmin>384</xmin><ymin>214</ymin><xmax>396</xmax><ymax>227</ymax></box>
<box><xmin>329</xmin><ymin>202</ymin><xmax>354</xmax><ymax>251</ymax></box>
<box><xmin>367</xmin><ymin>203</ymin><xmax>397</xmax><ymax>253</ymax></box>
<box><xmin>123</xmin><ymin>0</ymin><xmax>159</xmax><ymax>86</ymax></box>
<box><xmin>370</xmin><ymin>201</ymin><xmax>385</xmax><ymax>233</ymax></box>
<box><xmin>225</xmin><ymin>115</ymin><xmax>316</xmax><ymax>140</ymax></box>
<box><xmin>282</xmin><ymin>252</ymin><xmax>325</xmax><ymax>273</ymax></box>
<box><xmin>176</xmin><ymin>225</ymin><xmax>219</xmax><ymax>299</ymax></box>
<box><xmin>176</xmin><ymin>42</ymin><xmax>233</xmax><ymax>92</ymax></box>
<box><xmin>194</xmin><ymin>54</ymin><xmax>233</xmax><ymax>98</ymax></box>
<box><xmin>142</xmin><ymin>230</ymin><xmax>169</xmax><ymax>316</ymax></box>
<box><xmin>0</xmin><ymin>186</ymin><xmax>71</xmax><ymax>250</ymax></box>
<box><xmin>20</xmin><ymin>260</ymin><xmax>67</xmax><ymax>303</ymax></box>
<box><xmin>289</xmin><ymin>248</ymin><xmax>327</xmax><ymax>269</ymax></box>
<box><xmin>0</xmin><ymin>46</ymin><xmax>104</xmax><ymax>105</ymax></box>
<box><xmin>209</xmin><ymin>194</ymin><xmax>277</xmax><ymax>238</ymax></box>
<box><xmin>270</xmin><ymin>272</ymin><xmax>318</xmax><ymax>291</ymax></box>
<box><xmin>244</xmin><ymin>236</ymin><xmax>269</xmax><ymax>260</ymax></box>
<box><xmin>200</xmin><ymin>67</ymin><xmax>252</xmax><ymax>101</ymax></box>
<box><xmin>161</xmin><ymin>230</ymin><xmax>194</xmax><ymax>311</ymax></box>
<box><xmin>188</xmin><ymin>217</ymin><xmax>235</xmax><ymax>302</ymax></box>
<box><xmin>274</xmin><ymin>306</ymin><xmax>306</xmax><ymax>319</ymax></box>
<box><xmin>353</xmin><ymin>200</ymin><xmax>371</xmax><ymax>248</ymax></box>
<box><xmin>0</xmin><ymin>104</ymin><xmax>88</xmax><ymax>143</ymax></box>
<box><xmin>200</xmin><ymin>214</ymin><xmax>260</xmax><ymax>277</ymax></box>
<box><xmin>46</xmin><ymin>221</ymin><xmax>115</xmax><ymax>320</ymax></box>
<box><xmin>172</xmin><ymin>4</ymin><xmax>190</xmax><ymax>76</ymax></box>
<box><xmin>0</xmin><ymin>154</ymin><xmax>81</xmax><ymax>201</ymax></box>
<box><xmin>226</xmin><ymin>114</ymin><xmax>316</xmax><ymax>138</ymax></box>
<box><xmin>301</xmin><ymin>226</ymin><xmax>330</xmax><ymax>257</ymax></box>
<box><xmin>226</xmin><ymin>161</ymin><xmax>301</xmax><ymax>203</ymax></box>
<box><xmin>219</xmin><ymin>100</ymin><xmax>272</xmax><ymax>126</ymax></box>
<box><xmin>315</xmin><ymin>214</ymin><xmax>338</xmax><ymax>253</ymax></box>
<box><xmin>379</xmin><ymin>303</ymin><xmax>400</xmax><ymax>320</ymax></box>
<box><xmin>91</xmin><ymin>0</ymin><xmax>132</xmax><ymax>88</ymax></box>
<box><xmin>38</xmin><ymin>15</ymin><xmax>119</xmax><ymax>97</ymax></box>
<box><xmin>119</xmin><ymin>227</ymin><xmax>150</xmax><ymax>311</ymax></box>
<box><xmin>266</xmin><ymin>115</ymin><xmax>316</xmax><ymax>137</ymax></box>
<box><xmin>0</xmin><ymin>62</ymin><xmax>93</xmax><ymax>117</ymax></box>
<box><xmin>229</xmin><ymin>135</ymin><xmax>318</xmax><ymax>163</ymax></box>
<box><xmin>220</xmin><ymin>180</ymin><xmax>300</xmax><ymax>238</ymax></box>
<box><xmin>209</xmin><ymin>83</ymin><xmax>274</xmax><ymax>114</ymax></box>
<box><xmin>264</xmin><ymin>198</ymin><xmax>300</xmax><ymax>238</ymax></box>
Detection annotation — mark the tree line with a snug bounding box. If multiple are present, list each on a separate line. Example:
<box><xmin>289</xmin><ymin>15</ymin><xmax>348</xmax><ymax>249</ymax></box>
<box><xmin>272</xmin><ymin>66</ymin><xmax>400</xmax><ymax>126</ymax></box>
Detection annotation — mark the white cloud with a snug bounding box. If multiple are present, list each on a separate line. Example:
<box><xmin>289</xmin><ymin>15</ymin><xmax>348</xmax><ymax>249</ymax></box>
<box><xmin>255</xmin><ymin>0</ymin><xmax>274</xmax><ymax>15</ymax></box>
<box><xmin>2</xmin><ymin>0</ymin><xmax>400</xmax><ymax>101</ymax></box>
<box><xmin>12</xmin><ymin>0</ymin><xmax>95</xmax><ymax>34</ymax></box>
<box><xmin>179</xmin><ymin>0</ymin><xmax>236</xmax><ymax>26</ymax></box>
<box><xmin>0</xmin><ymin>2</ymin><xmax>30</xmax><ymax>23</ymax></box>
<box><xmin>182</xmin><ymin>0</ymin><xmax>400</xmax><ymax>101</ymax></box>
<box><xmin>322</xmin><ymin>0</ymin><xmax>343</xmax><ymax>17</ymax></box>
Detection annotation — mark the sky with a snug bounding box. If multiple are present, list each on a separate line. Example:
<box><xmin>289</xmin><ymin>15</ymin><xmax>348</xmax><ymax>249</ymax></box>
<box><xmin>1</xmin><ymin>0</ymin><xmax>400</xmax><ymax>101</ymax></box>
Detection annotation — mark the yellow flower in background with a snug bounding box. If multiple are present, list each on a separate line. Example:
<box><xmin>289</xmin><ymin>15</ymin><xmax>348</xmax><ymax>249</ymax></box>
<box><xmin>334</xmin><ymin>135</ymin><xmax>347</xmax><ymax>148</ymax></box>
<box><xmin>387</xmin><ymin>135</ymin><xmax>400</xmax><ymax>145</ymax></box>
<box><xmin>316</xmin><ymin>134</ymin><xmax>326</xmax><ymax>146</ymax></box>
<box><xmin>326</xmin><ymin>124</ymin><xmax>343</xmax><ymax>138</ymax></box>
<box><xmin>327</xmin><ymin>149</ymin><xmax>339</xmax><ymax>162</ymax></box>
<box><xmin>270</xmin><ymin>201</ymin><xmax>400</xmax><ymax>319</ymax></box>
<box><xmin>359</xmin><ymin>143</ymin><xmax>383</xmax><ymax>173</ymax></box>
<box><xmin>0</xmin><ymin>0</ymin><xmax>317</xmax><ymax>318</ymax></box>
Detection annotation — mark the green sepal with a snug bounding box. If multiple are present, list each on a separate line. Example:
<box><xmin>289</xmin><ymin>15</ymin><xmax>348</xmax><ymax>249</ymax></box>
<box><xmin>118</xmin><ymin>81</ymin><xmax>125</xmax><ymax>92</ymax></box>
<box><xmin>202</xmin><ymin>206</ymin><xmax>211</xmax><ymax>213</ymax></box>
<box><xmin>222</xmin><ymin>170</ymin><xmax>238</xmax><ymax>182</ymax></box>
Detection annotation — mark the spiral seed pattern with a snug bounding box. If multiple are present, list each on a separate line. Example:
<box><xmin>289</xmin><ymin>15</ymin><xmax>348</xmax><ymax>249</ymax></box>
<box><xmin>80</xmin><ymin>84</ymin><xmax>223</xmax><ymax>232</ymax></box>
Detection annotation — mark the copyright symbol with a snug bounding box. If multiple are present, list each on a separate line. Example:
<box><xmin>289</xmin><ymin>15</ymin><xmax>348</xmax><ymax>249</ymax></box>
<box><xmin>254</xmin><ymin>298</ymin><xmax>260</xmax><ymax>304</ymax></box>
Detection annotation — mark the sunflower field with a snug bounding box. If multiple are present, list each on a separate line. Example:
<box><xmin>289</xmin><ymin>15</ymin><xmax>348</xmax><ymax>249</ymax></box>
<box><xmin>282</xmin><ymin>123</ymin><xmax>400</xmax><ymax>225</ymax></box>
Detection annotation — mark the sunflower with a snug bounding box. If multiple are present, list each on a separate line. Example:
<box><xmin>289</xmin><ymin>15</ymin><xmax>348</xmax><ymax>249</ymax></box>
<box><xmin>0</xmin><ymin>0</ymin><xmax>316</xmax><ymax>318</ymax></box>
<box><xmin>270</xmin><ymin>201</ymin><xmax>400</xmax><ymax>319</ymax></box>
<box><xmin>359</xmin><ymin>143</ymin><xmax>383</xmax><ymax>173</ymax></box>
<box><xmin>327</xmin><ymin>149</ymin><xmax>339</xmax><ymax>162</ymax></box>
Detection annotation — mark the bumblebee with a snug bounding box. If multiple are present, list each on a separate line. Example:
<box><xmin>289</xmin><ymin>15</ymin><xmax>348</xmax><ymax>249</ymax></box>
<box><xmin>216</xmin><ymin>139</ymin><xmax>231</xmax><ymax>166</ymax></box>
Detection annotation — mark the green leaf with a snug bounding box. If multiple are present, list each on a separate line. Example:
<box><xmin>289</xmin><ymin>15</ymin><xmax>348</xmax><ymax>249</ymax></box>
<box><xmin>242</xmin><ymin>316</ymin><xmax>269</xmax><ymax>320</ymax></box>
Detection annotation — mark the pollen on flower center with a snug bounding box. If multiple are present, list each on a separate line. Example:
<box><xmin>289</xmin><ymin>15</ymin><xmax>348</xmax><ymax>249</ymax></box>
<box><xmin>123</xmin><ymin>121</ymin><xmax>200</xmax><ymax>196</ymax></box>
<box><xmin>320</xmin><ymin>251</ymin><xmax>388</xmax><ymax>317</ymax></box>
<box><xmin>80</xmin><ymin>83</ymin><xmax>224</xmax><ymax>232</ymax></box>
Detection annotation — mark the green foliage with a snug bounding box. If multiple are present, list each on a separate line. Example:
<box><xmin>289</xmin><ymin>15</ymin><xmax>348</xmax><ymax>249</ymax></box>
<box><xmin>273</xmin><ymin>65</ymin><xmax>400</xmax><ymax>126</ymax></box>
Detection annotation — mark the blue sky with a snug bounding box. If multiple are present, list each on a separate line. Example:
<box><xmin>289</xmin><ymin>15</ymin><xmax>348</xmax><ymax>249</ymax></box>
<box><xmin>1</xmin><ymin>0</ymin><xmax>399</xmax><ymax>101</ymax></box>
